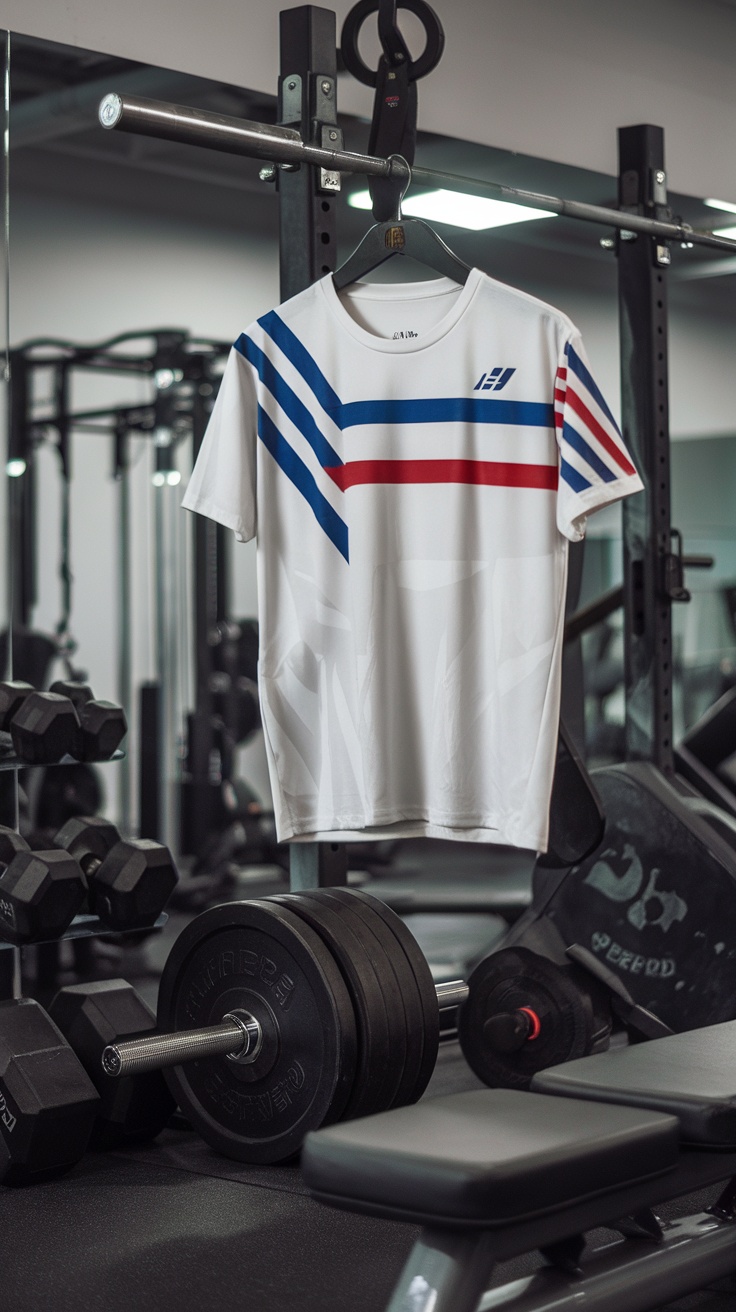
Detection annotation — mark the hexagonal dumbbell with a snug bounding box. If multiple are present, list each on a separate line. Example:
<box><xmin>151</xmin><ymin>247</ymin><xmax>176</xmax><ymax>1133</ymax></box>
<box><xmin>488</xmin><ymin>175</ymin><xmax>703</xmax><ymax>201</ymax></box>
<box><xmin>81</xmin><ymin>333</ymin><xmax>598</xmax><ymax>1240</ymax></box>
<box><xmin>0</xmin><ymin>681</ymin><xmax>35</xmax><ymax>730</ymax></box>
<box><xmin>49</xmin><ymin>681</ymin><xmax>127</xmax><ymax>761</ymax></box>
<box><xmin>0</xmin><ymin>997</ymin><xmax>99</xmax><ymax>1185</ymax></box>
<box><xmin>9</xmin><ymin>691</ymin><xmax>81</xmax><ymax>765</ymax></box>
<box><xmin>0</xmin><ymin>826</ymin><xmax>87</xmax><ymax>944</ymax></box>
<box><xmin>53</xmin><ymin>816</ymin><xmax>179</xmax><ymax>931</ymax></box>
<box><xmin>0</xmin><ymin>681</ymin><xmax>33</xmax><ymax>757</ymax></box>
<box><xmin>47</xmin><ymin>980</ymin><xmax>175</xmax><ymax>1149</ymax></box>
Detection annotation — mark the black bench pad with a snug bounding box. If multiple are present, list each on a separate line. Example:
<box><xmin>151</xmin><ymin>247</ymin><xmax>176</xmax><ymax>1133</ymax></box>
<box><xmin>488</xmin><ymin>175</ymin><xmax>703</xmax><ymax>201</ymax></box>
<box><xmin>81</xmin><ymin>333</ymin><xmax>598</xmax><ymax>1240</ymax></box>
<box><xmin>302</xmin><ymin>1089</ymin><xmax>677</xmax><ymax>1226</ymax></box>
<box><xmin>532</xmin><ymin>1021</ymin><xmax>736</xmax><ymax>1147</ymax></box>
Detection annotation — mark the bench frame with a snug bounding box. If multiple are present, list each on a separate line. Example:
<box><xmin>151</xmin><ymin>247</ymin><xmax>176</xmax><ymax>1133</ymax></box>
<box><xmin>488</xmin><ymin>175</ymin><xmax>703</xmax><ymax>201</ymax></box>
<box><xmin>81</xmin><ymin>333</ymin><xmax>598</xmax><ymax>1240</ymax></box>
<box><xmin>316</xmin><ymin>1150</ymin><xmax>736</xmax><ymax>1312</ymax></box>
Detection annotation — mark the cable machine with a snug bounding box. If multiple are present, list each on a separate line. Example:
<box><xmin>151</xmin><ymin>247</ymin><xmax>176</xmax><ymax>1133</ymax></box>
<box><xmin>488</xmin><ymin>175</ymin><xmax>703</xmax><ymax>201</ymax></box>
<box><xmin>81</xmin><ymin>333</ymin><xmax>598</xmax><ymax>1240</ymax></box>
<box><xmin>3</xmin><ymin>330</ymin><xmax>232</xmax><ymax>849</ymax></box>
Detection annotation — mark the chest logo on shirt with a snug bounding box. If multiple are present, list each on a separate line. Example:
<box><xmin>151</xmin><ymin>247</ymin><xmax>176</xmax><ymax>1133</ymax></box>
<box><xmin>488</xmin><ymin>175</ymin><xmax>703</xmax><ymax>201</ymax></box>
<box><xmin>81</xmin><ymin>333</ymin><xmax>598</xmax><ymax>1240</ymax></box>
<box><xmin>473</xmin><ymin>367</ymin><xmax>516</xmax><ymax>392</ymax></box>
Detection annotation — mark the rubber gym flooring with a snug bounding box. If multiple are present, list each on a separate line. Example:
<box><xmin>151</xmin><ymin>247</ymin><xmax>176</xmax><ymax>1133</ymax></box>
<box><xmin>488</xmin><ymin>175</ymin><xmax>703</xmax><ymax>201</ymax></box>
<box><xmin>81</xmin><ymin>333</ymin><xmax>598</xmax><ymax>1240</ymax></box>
<box><xmin>3</xmin><ymin>860</ymin><xmax>735</xmax><ymax>1311</ymax></box>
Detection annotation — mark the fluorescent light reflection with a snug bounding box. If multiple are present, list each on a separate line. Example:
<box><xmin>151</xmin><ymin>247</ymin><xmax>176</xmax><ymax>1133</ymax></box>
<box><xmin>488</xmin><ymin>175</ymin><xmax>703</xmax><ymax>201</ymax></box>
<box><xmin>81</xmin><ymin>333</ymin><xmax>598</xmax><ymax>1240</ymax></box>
<box><xmin>712</xmin><ymin>225</ymin><xmax>736</xmax><ymax>240</ymax></box>
<box><xmin>704</xmin><ymin>198</ymin><xmax>736</xmax><ymax>215</ymax></box>
<box><xmin>6</xmin><ymin>458</ymin><xmax>26</xmax><ymax>477</ymax></box>
<box><xmin>348</xmin><ymin>188</ymin><xmax>555</xmax><ymax>230</ymax></box>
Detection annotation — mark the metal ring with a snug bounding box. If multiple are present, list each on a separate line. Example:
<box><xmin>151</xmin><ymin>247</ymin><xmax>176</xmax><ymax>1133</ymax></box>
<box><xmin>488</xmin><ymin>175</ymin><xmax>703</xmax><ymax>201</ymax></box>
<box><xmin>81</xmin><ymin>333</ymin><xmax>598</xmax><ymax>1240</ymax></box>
<box><xmin>340</xmin><ymin>0</ymin><xmax>445</xmax><ymax>88</ymax></box>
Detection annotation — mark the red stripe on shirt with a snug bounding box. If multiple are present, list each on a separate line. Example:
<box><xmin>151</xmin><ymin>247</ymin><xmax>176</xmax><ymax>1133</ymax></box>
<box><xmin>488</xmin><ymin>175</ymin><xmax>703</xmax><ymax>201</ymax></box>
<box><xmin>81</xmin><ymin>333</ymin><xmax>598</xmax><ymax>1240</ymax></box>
<box><xmin>564</xmin><ymin>384</ymin><xmax>636</xmax><ymax>477</ymax></box>
<box><xmin>325</xmin><ymin>460</ymin><xmax>559</xmax><ymax>490</ymax></box>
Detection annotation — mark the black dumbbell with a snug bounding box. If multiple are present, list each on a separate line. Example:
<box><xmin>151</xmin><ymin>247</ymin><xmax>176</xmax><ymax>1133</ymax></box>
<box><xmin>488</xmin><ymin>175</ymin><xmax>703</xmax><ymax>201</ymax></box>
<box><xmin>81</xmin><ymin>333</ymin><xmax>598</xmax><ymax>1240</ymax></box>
<box><xmin>0</xmin><ymin>826</ymin><xmax>87</xmax><ymax>944</ymax></box>
<box><xmin>0</xmin><ymin>682</ymin><xmax>80</xmax><ymax>766</ymax></box>
<box><xmin>49</xmin><ymin>681</ymin><xmax>127</xmax><ymax>761</ymax></box>
<box><xmin>0</xmin><ymin>681</ymin><xmax>35</xmax><ymax>730</ymax></box>
<box><xmin>0</xmin><ymin>682</ymin><xmax>34</xmax><ymax>757</ymax></box>
<box><xmin>53</xmin><ymin>815</ymin><xmax>179</xmax><ymax>931</ymax></box>
<box><xmin>0</xmin><ymin>997</ymin><xmax>100</xmax><ymax>1185</ymax></box>
<box><xmin>47</xmin><ymin>980</ymin><xmax>175</xmax><ymax>1149</ymax></box>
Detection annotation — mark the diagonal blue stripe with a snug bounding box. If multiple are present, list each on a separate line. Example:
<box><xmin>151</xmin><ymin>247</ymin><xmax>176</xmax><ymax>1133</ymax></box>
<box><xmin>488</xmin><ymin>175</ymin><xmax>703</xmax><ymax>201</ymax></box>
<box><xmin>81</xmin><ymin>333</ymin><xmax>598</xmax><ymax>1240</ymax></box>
<box><xmin>257</xmin><ymin>408</ymin><xmax>349</xmax><ymax>562</ymax></box>
<box><xmin>254</xmin><ymin>318</ymin><xmax>553</xmax><ymax>432</ymax></box>
<box><xmin>565</xmin><ymin>343</ymin><xmax>620</xmax><ymax>432</ymax></box>
<box><xmin>235</xmin><ymin>334</ymin><xmax>342</xmax><ymax>469</ymax></box>
<box><xmin>560</xmin><ymin>458</ymin><xmax>591</xmax><ymax>493</ymax></box>
<box><xmin>258</xmin><ymin>311</ymin><xmax>342</xmax><ymax>421</ymax></box>
<box><xmin>561</xmin><ymin>420</ymin><xmax>616</xmax><ymax>484</ymax></box>
<box><xmin>339</xmin><ymin>397</ymin><xmax>555</xmax><ymax>429</ymax></box>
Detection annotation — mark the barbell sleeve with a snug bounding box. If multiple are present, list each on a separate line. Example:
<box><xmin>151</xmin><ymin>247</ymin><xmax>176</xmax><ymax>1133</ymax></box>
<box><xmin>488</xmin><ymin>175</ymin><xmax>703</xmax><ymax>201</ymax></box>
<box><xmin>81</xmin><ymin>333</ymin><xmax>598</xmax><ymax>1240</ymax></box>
<box><xmin>436</xmin><ymin>980</ymin><xmax>470</xmax><ymax>1010</ymax></box>
<box><xmin>102</xmin><ymin>980</ymin><xmax>469</xmax><ymax>1080</ymax></box>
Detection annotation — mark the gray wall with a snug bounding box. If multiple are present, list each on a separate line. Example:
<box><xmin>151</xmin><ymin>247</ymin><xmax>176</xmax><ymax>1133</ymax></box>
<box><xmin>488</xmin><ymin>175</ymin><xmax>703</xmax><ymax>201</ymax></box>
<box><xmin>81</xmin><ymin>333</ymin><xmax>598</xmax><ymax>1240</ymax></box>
<box><xmin>1</xmin><ymin>0</ymin><xmax>736</xmax><ymax>198</ymax></box>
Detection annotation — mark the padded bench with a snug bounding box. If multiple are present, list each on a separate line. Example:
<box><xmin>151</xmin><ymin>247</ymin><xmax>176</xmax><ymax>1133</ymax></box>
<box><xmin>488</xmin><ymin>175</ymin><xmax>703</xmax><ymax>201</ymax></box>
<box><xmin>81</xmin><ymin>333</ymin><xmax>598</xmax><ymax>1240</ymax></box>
<box><xmin>302</xmin><ymin>1023</ymin><xmax>736</xmax><ymax>1312</ymax></box>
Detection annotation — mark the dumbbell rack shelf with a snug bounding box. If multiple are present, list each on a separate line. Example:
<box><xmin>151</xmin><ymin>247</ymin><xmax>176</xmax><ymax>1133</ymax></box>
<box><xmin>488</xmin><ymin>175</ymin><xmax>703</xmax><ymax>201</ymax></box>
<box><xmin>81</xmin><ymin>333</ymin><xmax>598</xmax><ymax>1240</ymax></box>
<box><xmin>0</xmin><ymin>749</ymin><xmax>125</xmax><ymax>771</ymax></box>
<box><xmin>0</xmin><ymin>911</ymin><xmax>167</xmax><ymax>949</ymax></box>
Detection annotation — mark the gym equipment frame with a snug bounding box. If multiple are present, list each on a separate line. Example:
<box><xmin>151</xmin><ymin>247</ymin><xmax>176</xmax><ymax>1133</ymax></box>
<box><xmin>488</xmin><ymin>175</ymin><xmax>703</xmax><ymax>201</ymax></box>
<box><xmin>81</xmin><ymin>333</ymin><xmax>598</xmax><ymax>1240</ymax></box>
<box><xmin>95</xmin><ymin>4</ymin><xmax>736</xmax><ymax>898</ymax></box>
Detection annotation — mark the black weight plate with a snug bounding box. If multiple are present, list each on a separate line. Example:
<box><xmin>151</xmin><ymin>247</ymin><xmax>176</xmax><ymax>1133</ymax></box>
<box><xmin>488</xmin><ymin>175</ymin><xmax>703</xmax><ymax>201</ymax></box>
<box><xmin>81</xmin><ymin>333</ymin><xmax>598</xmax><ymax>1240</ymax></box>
<box><xmin>307</xmin><ymin>889</ymin><xmax>412</xmax><ymax>1109</ymax></box>
<box><xmin>157</xmin><ymin>900</ymin><xmax>358</xmax><ymax>1163</ymax></box>
<box><xmin>322</xmin><ymin>887</ymin><xmax>421</xmax><ymax>1108</ymax></box>
<box><xmin>344</xmin><ymin>887</ymin><xmax>439</xmax><ymax>1102</ymax></box>
<box><xmin>274</xmin><ymin>893</ymin><xmax>399</xmax><ymax>1119</ymax></box>
<box><xmin>458</xmin><ymin>947</ymin><xmax>594</xmax><ymax>1091</ymax></box>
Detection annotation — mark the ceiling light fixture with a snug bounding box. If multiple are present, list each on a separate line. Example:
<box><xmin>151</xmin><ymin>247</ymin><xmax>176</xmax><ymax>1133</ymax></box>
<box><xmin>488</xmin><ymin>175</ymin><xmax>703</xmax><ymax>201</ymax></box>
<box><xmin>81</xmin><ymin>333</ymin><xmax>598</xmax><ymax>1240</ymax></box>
<box><xmin>348</xmin><ymin>188</ymin><xmax>555</xmax><ymax>231</ymax></box>
<box><xmin>704</xmin><ymin>198</ymin><xmax>736</xmax><ymax>215</ymax></box>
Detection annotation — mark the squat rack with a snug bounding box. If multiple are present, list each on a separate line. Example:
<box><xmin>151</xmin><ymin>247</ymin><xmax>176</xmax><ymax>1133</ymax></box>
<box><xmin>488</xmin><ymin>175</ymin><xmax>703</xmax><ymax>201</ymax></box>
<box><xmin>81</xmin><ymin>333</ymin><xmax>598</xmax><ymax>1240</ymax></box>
<box><xmin>96</xmin><ymin>3</ymin><xmax>734</xmax><ymax>886</ymax></box>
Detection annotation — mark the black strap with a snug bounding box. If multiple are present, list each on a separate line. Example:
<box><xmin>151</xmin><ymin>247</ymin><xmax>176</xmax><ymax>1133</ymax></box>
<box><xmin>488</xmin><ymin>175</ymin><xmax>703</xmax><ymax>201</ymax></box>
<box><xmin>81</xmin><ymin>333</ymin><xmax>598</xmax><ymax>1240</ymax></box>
<box><xmin>340</xmin><ymin>0</ymin><xmax>444</xmax><ymax>221</ymax></box>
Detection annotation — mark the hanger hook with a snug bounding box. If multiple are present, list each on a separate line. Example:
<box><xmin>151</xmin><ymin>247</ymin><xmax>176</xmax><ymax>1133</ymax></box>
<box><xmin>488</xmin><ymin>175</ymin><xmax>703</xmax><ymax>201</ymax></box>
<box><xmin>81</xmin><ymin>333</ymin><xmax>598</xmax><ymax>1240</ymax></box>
<box><xmin>385</xmin><ymin>154</ymin><xmax>412</xmax><ymax>220</ymax></box>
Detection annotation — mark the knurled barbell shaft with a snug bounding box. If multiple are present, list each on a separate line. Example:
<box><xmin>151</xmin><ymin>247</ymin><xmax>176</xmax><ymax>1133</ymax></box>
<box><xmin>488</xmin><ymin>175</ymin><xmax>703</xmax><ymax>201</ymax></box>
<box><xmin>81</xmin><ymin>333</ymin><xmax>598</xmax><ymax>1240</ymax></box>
<box><xmin>102</xmin><ymin>1017</ymin><xmax>248</xmax><ymax>1078</ymax></box>
<box><xmin>102</xmin><ymin>980</ymin><xmax>470</xmax><ymax>1079</ymax></box>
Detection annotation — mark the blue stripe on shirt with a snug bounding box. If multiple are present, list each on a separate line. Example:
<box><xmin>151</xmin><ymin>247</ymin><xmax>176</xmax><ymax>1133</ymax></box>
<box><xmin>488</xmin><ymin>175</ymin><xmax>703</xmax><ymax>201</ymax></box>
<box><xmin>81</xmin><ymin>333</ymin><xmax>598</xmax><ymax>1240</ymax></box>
<box><xmin>256</xmin><ymin>407</ymin><xmax>349</xmax><ymax>561</ymax></box>
<box><xmin>565</xmin><ymin>342</ymin><xmax>620</xmax><ymax>433</ymax></box>
<box><xmin>560</xmin><ymin>457</ymin><xmax>592</xmax><ymax>494</ymax></box>
<box><xmin>235</xmin><ymin>334</ymin><xmax>342</xmax><ymax>469</ymax></box>
<box><xmin>251</xmin><ymin>320</ymin><xmax>554</xmax><ymax>432</ymax></box>
<box><xmin>340</xmin><ymin>397</ymin><xmax>555</xmax><ymax>430</ymax></box>
<box><xmin>561</xmin><ymin>420</ymin><xmax>616</xmax><ymax>484</ymax></box>
<box><xmin>258</xmin><ymin>311</ymin><xmax>343</xmax><ymax>421</ymax></box>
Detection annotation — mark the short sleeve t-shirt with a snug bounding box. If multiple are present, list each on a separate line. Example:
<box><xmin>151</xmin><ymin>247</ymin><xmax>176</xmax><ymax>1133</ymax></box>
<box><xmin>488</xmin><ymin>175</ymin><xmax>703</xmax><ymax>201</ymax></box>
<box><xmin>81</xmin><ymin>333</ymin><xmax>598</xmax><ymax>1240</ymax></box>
<box><xmin>183</xmin><ymin>268</ymin><xmax>642</xmax><ymax>850</ymax></box>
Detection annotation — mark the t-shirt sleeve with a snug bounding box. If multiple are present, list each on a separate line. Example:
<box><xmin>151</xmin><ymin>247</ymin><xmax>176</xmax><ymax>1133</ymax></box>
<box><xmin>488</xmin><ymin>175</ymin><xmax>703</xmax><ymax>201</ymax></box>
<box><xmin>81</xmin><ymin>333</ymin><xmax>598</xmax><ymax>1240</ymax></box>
<box><xmin>181</xmin><ymin>343</ymin><xmax>258</xmax><ymax>543</ymax></box>
<box><xmin>554</xmin><ymin>330</ymin><xmax>643</xmax><ymax>542</ymax></box>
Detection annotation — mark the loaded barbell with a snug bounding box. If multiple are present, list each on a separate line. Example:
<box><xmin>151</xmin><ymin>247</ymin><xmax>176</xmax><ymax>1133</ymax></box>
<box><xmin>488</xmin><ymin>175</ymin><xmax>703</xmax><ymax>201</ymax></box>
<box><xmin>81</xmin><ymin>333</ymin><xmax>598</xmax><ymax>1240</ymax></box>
<box><xmin>0</xmin><ymin>888</ymin><xmax>668</xmax><ymax>1182</ymax></box>
<box><xmin>93</xmin><ymin>888</ymin><xmax>653</xmax><ymax>1165</ymax></box>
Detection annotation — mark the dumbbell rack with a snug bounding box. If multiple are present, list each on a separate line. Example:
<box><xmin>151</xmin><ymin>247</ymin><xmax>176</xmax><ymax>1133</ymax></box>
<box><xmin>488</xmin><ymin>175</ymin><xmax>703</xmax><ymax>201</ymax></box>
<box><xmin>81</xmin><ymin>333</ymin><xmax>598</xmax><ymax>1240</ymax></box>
<box><xmin>0</xmin><ymin>749</ymin><xmax>167</xmax><ymax>994</ymax></box>
<box><xmin>0</xmin><ymin>911</ymin><xmax>167</xmax><ymax>951</ymax></box>
<box><xmin>0</xmin><ymin>749</ymin><xmax>125</xmax><ymax>771</ymax></box>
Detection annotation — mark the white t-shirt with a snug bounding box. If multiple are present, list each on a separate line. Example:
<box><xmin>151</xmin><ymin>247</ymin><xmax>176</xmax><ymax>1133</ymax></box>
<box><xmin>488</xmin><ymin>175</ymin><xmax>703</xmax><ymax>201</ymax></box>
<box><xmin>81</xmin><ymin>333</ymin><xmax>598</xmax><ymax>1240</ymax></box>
<box><xmin>183</xmin><ymin>269</ymin><xmax>642</xmax><ymax>850</ymax></box>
